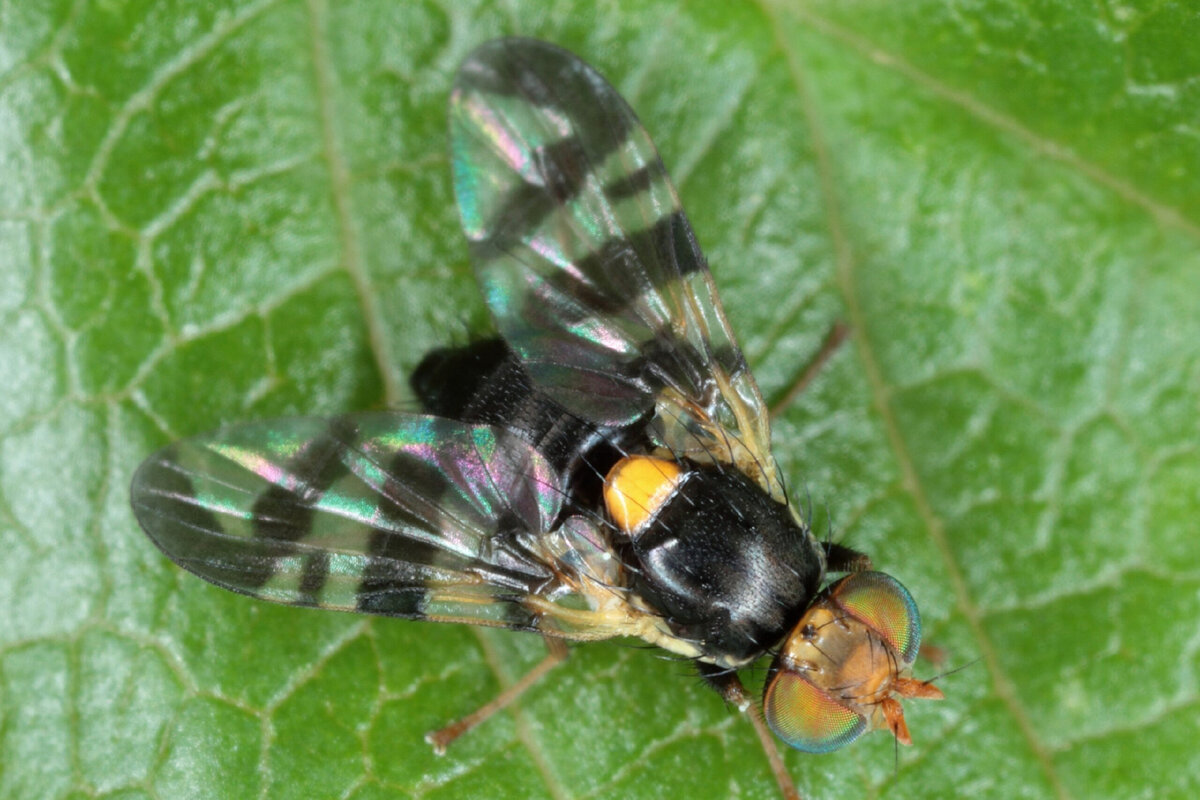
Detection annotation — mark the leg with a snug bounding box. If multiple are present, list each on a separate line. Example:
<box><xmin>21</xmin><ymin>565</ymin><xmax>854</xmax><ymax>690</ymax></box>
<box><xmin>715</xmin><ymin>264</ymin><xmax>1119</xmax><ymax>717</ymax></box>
<box><xmin>426</xmin><ymin>635</ymin><xmax>569</xmax><ymax>754</ymax></box>
<box><xmin>824</xmin><ymin>541</ymin><xmax>872</xmax><ymax>573</ymax></box>
<box><xmin>770</xmin><ymin>321</ymin><xmax>850</xmax><ymax>418</ymax></box>
<box><xmin>697</xmin><ymin>664</ymin><xmax>802</xmax><ymax>800</ymax></box>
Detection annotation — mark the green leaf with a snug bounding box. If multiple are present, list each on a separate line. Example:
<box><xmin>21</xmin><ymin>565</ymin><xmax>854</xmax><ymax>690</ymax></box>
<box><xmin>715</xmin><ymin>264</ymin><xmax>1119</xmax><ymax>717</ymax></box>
<box><xmin>2</xmin><ymin>2</ymin><xmax>1196</xmax><ymax>799</ymax></box>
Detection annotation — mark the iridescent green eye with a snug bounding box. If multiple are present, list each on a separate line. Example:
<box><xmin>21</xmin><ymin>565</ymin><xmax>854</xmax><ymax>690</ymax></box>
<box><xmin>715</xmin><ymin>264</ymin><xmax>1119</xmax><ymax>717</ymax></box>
<box><xmin>765</xmin><ymin>571</ymin><xmax>928</xmax><ymax>753</ymax></box>
<box><xmin>763</xmin><ymin>669</ymin><xmax>867</xmax><ymax>753</ymax></box>
<box><xmin>833</xmin><ymin>571</ymin><xmax>922</xmax><ymax>666</ymax></box>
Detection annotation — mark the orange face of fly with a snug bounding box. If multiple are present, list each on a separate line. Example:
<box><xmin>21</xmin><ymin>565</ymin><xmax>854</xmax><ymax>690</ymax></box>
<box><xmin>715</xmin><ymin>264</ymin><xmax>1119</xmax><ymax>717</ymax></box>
<box><xmin>763</xmin><ymin>572</ymin><xmax>944</xmax><ymax>753</ymax></box>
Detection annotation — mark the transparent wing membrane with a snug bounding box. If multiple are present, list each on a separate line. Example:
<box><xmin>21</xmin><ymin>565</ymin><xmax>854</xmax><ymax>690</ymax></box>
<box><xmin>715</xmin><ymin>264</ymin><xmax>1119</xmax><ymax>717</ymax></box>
<box><xmin>451</xmin><ymin>38</ymin><xmax>785</xmax><ymax>500</ymax></box>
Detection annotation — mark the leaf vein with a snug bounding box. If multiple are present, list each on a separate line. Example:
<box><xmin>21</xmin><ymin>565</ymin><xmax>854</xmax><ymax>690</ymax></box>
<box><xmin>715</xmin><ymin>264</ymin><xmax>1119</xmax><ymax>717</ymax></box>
<box><xmin>790</xmin><ymin>4</ymin><xmax>1200</xmax><ymax>241</ymax></box>
<box><xmin>305</xmin><ymin>0</ymin><xmax>400</xmax><ymax>405</ymax></box>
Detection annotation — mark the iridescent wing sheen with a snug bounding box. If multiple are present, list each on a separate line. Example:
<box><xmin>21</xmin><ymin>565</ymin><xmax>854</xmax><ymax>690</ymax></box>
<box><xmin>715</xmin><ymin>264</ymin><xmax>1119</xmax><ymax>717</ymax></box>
<box><xmin>450</xmin><ymin>38</ymin><xmax>786</xmax><ymax>501</ymax></box>
<box><xmin>130</xmin><ymin>413</ymin><xmax>655</xmax><ymax>641</ymax></box>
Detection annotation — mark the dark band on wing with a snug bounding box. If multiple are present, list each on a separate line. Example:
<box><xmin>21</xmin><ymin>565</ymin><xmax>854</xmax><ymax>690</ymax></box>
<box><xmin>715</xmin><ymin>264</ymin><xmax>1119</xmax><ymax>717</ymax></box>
<box><xmin>483</xmin><ymin>136</ymin><xmax>593</xmax><ymax>251</ymax></box>
<box><xmin>475</xmin><ymin>210</ymin><xmax>708</xmax><ymax>324</ymax></box>
<box><xmin>248</xmin><ymin>416</ymin><xmax>359</xmax><ymax>539</ymax></box>
<box><xmin>133</xmin><ymin>447</ymin><xmax>277</xmax><ymax>590</ymax></box>
<box><xmin>355</xmin><ymin>579</ymin><xmax>428</xmax><ymax>618</ymax></box>
<box><xmin>458</xmin><ymin>38</ymin><xmax>635</xmax><ymax>161</ymax></box>
<box><xmin>565</xmin><ymin>210</ymin><xmax>707</xmax><ymax>297</ymax></box>
<box><xmin>603</xmin><ymin>162</ymin><xmax>661</xmax><ymax>202</ymax></box>
<box><xmin>296</xmin><ymin>551</ymin><xmax>329</xmax><ymax>607</ymax></box>
<box><xmin>245</xmin><ymin>416</ymin><xmax>359</xmax><ymax>592</ymax></box>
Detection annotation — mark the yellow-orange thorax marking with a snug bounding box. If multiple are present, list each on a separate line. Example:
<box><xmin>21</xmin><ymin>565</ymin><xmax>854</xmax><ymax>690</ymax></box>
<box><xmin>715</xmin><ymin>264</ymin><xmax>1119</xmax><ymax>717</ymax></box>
<box><xmin>603</xmin><ymin>456</ymin><xmax>685</xmax><ymax>535</ymax></box>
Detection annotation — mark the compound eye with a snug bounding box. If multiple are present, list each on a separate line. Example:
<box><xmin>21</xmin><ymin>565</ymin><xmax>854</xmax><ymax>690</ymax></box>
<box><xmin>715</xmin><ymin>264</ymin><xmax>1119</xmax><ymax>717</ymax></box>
<box><xmin>833</xmin><ymin>572</ymin><xmax>922</xmax><ymax>666</ymax></box>
<box><xmin>763</xmin><ymin>669</ymin><xmax>867</xmax><ymax>753</ymax></box>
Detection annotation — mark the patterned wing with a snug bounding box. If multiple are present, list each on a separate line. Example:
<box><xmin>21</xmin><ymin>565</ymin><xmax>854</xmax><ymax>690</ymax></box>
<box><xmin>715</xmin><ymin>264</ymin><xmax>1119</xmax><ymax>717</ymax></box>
<box><xmin>130</xmin><ymin>413</ymin><xmax>649</xmax><ymax>639</ymax></box>
<box><xmin>450</xmin><ymin>38</ymin><xmax>785</xmax><ymax>501</ymax></box>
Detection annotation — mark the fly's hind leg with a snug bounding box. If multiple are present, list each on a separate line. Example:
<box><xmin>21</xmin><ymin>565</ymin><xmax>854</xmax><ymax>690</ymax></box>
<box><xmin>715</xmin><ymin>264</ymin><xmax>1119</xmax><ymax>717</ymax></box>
<box><xmin>769</xmin><ymin>321</ymin><xmax>850</xmax><ymax>418</ymax></box>
<box><xmin>426</xmin><ymin>635</ymin><xmax>569</xmax><ymax>754</ymax></box>
<box><xmin>697</xmin><ymin>663</ymin><xmax>802</xmax><ymax>800</ymax></box>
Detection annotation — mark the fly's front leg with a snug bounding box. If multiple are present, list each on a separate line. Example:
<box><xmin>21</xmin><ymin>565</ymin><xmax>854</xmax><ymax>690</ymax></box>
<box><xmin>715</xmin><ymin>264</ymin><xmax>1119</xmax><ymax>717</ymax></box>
<box><xmin>824</xmin><ymin>541</ymin><xmax>872</xmax><ymax>573</ymax></box>
<box><xmin>697</xmin><ymin>663</ymin><xmax>802</xmax><ymax>800</ymax></box>
<box><xmin>426</xmin><ymin>635</ymin><xmax>569</xmax><ymax>754</ymax></box>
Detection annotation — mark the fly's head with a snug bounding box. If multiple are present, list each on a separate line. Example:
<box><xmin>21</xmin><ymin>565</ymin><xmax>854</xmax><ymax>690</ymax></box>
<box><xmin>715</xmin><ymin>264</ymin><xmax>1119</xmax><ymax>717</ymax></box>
<box><xmin>763</xmin><ymin>571</ymin><xmax>944</xmax><ymax>753</ymax></box>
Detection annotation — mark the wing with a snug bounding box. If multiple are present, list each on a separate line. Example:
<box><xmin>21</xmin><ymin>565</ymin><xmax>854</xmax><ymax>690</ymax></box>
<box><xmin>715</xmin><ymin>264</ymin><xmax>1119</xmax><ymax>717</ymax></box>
<box><xmin>450</xmin><ymin>38</ymin><xmax>785</xmax><ymax>501</ymax></box>
<box><xmin>130</xmin><ymin>413</ymin><xmax>658</xmax><ymax>641</ymax></box>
